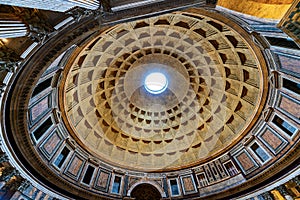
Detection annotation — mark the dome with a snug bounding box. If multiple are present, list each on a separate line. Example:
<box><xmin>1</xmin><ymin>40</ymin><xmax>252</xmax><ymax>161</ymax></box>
<box><xmin>63</xmin><ymin>11</ymin><xmax>265</xmax><ymax>171</ymax></box>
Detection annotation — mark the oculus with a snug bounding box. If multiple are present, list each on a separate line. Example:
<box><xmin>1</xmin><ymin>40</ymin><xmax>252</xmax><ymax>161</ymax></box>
<box><xmin>144</xmin><ymin>72</ymin><xmax>168</xmax><ymax>94</ymax></box>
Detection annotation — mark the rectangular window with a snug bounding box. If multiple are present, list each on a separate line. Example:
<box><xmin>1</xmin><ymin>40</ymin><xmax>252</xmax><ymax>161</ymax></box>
<box><xmin>224</xmin><ymin>161</ymin><xmax>238</xmax><ymax>176</ymax></box>
<box><xmin>32</xmin><ymin>77</ymin><xmax>52</xmax><ymax>97</ymax></box>
<box><xmin>54</xmin><ymin>147</ymin><xmax>70</xmax><ymax>168</ymax></box>
<box><xmin>282</xmin><ymin>78</ymin><xmax>300</xmax><ymax>95</ymax></box>
<box><xmin>33</xmin><ymin>117</ymin><xmax>52</xmax><ymax>141</ymax></box>
<box><xmin>250</xmin><ymin>143</ymin><xmax>270</xmax><ymax>163</ymax></box>
<box><xmin>112</xmin><ymin>176</ymin><xmax>121</xmax><ymax>194</ymax></box>
<box><xmin>273</xmin><ymin>115</ymin><xmax>297</xmax><ymax>136</ymax></box>
<box><xmin>170</xmin><ymin>179</ymin><xmax>180</xmax><ymax>196</ymax></box>
<box><xmin>197</xmin><ymin>173</ymin><xmax>208</xmax><ymax>188</ymax></box>
<box><xmin>82</xmin><ymin>165</ymin><xmax>95</xmax><ymax>185</ymax></box>
<box><xmin>265</xmin><ymin>37</ymin><xmax>300</xmax><ymax>50</ymax></box>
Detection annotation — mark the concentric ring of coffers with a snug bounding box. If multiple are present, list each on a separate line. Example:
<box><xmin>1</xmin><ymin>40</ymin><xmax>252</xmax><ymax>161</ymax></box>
<box><xmin>64</xmin><ymin>11</ymin><xmax>263</xmax><ymax>171</ymax></box>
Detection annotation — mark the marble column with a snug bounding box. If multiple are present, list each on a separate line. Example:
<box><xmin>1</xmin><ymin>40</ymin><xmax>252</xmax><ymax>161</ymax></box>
<box><xmin>276</xmin><ymin>185</ymin><xmax>293</xmax><ymax>200</ymax></box>
<box><xmin>292</xmin><ymin>176</ymin><xmax>300</xmax><ymax>186</ymax></box>
<box><xmin>0</xmin><ymin>153</ymin><xmax>9</xmax><ymax>164</ymax></box>
<box><xmin>261</xmin><ymin>191</ymin><xmax>274</xmax><ymax>200</ymax></box>
<box><xmin>0</xmin><ymin>167</ymin><xmax>19</xmax><ymax>182</ymax></box>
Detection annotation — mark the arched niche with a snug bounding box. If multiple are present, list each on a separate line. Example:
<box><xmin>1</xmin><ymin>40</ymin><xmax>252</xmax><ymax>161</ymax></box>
<box><xmin>130</xmin><ymin>183</ymin><xmax>162</xmax><ymax>200</ymax></box>
<box><xmin>127</xmin><ymin>180</ymin><xmax>166</xmax><ymax>198</ymax></box>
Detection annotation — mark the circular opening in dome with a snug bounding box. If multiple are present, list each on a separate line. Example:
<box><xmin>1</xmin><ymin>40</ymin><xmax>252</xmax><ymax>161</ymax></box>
<box><xmin>144</xmin><ymin>72</ymin><xmax>168</xmax><ymax>94</ymax></box>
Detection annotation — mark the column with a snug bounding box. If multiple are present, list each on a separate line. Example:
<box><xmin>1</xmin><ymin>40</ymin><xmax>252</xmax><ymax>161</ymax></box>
<box><xmin>261</xmin><ymin>191</ymin><xmax>274</xmax><ymax>200</ymax></box>
<box><xmin>0</xmin><ymin>153</ymin><xmax>9</xmax><ymax>164</ymax></box>
<box><xmin>292</xmin><ymin>176</ymin><xmax>300</xmax><ymax>186</ymax></box>
<box><xmin>0</xmin><ymin>167</ymin><xmax>19</xmax><ymax>190</ymax></box>
<box><xmin>3</xmin><ymin>177</ymin><xmax>23</xmax><ymax>191</ymax></box>
<box><xmin>0</xmin><ymin>177</ymin><xmax>24</xmax><ymax>200</ymax></box>
<box><xmin>0</xmin><ymin>167</ymin><xmax>19</xmax><ymax>182</ymax></box>
<box><xmin>276</xmin><ymin>185</ymin><xmax>293</xmax><ymax>200</ymax></box>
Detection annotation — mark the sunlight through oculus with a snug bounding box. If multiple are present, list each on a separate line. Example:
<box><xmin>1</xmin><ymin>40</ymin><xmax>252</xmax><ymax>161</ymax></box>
<box><xmin>144</xmin><ymin>72</ymin><xmax>168</xmax><ymax>94</ymax></box>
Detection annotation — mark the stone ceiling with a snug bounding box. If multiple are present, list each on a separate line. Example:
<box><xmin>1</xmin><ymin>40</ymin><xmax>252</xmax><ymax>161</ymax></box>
<box><xmin>63</xmin><ymin>11</ymin><xmax>265</xmax><ymax>171</ymax></box>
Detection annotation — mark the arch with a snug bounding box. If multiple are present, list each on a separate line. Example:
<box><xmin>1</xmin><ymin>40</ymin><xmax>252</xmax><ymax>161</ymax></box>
<box><xmin>131</xmin><ymin>183</ymin><xmax>162</xmax><ymax>200</ymax></box>
<box><xmin>127</xmin><ymin>180</ymin><xmax>166</xmax><ymax>198</ymax></box>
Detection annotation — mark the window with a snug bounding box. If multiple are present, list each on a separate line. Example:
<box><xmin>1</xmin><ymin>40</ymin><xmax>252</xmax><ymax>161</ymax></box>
<box><xmin>266</xmin><ymin>37</ymin><xmax>300</xmax><ymax>50</ymax></box>
<box><xmin>32</xmin><ymin>117</ymin><xmax>52</xmax><ymax>141</ymax></box>
<box><xmin>197</xmin><ymin>173</ymin><xmax>208</xmax><ymax>188</ymax></box>
<box><xmin>250</xmin><ymin>143</ymin><xmax>270</xmax><ymax>163</ymax></box>
<box><xmin>54</xmin><ymin>147</ymin><xmax>70</xmax><ymax>168</ymax></box>
<box><xmin>170</xmin><ymin>179</ymin><xmax>180</xmax><ymax>196</ymax></box>
<box><xmin>282</xmin><ymin>78</ymin><xmax>300</xmax><ymax>95</ymax></box>
<box><xmin>224</xmin><ymin>161</ymin><xmax>238</xmax><ymax>176</ymax></box>
<box><xmin>111</xmin><ymin>176</ymin><xmax>121</xmax><ymax>194</ymax></box>
<box><xmin>32</xmin><ymin>77</ymin><xmax>52</xmax><ymax>97</ymax></box>
<box><xmin>273</xmin><ymin>115</ymin><xmax>297</xmax><ymax>136</ymax></box>
<box><xmin>82</xmin><ymin>165</ymin><xmax>95</xmax><ymax>185</ymax></box>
